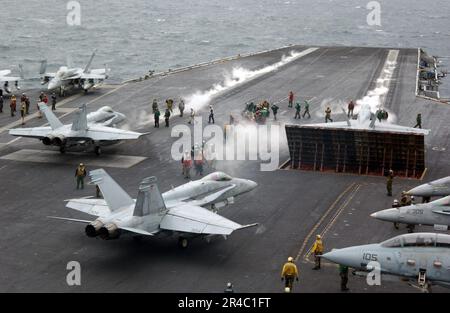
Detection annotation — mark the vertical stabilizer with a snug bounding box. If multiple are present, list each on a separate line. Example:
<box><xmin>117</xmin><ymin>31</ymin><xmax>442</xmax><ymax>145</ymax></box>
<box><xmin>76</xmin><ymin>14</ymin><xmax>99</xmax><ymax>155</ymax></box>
<box><xmin>71</xmin><ymin>104</ymin><xmax>88</xmax><ymax>131</ymax></box>
<box><xmin>133</xmin><ymin>177</ymin><xmax>166</xmax><ymax>217</ymax></box>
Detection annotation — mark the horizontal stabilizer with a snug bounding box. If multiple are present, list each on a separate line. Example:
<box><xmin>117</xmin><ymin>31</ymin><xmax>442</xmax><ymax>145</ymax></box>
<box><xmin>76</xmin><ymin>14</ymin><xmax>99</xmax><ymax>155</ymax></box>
<box><xmin>65</xmin><ymin>198</ymin><xmax>111</xmax><ymax>217</ymax></box>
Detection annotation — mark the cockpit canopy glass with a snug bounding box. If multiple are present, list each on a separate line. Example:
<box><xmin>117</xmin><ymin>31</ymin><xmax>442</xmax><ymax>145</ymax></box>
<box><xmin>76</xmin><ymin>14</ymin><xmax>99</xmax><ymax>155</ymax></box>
<box><xmin>381</xmin><ymin>233</ymin><xmax>450</xmax><ymax>248</ymax></box>
<box><xmin>102</xmin><ymin>106</ymin><xmax>114</xmax><ymax>113</ymax></box>
<box><xmin>202</xmin><ymin>172</ymin><xmax>232</xmax><ymax>182</ymax></box>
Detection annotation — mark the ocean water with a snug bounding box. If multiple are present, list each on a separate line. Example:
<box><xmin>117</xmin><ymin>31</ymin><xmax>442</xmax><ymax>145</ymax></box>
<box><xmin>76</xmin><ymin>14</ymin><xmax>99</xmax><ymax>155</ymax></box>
<box><xmin>0</xmin><ymin>0</ymin><xmax>449</xmax><ymax>86</ymax></box>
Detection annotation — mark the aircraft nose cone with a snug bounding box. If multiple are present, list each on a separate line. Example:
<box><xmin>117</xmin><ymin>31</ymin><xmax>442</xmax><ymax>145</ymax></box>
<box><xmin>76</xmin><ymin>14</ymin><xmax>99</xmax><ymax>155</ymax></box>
<box><xmin>321</xmin><ymin>249</ymin><xmax>347</xmax><ymax>265</ymax></box>
<box><xmin>407</xmin><ymin>184</ymin><xmax>433</xmax><ymax>197</ymax></box>
<box><xmin>247</xmin><ymin>180</ymin><xmax>258</xmax><ymax>190</ymax></box>
<box><xmin>370</xmin><ymin>208</ymin><xmax>399</xmax><ymax>222</ymax></box>
<box><xmin>321</xmin><ymin>247</ymin><xmax>363</xmax><ymax>268</ymax></box>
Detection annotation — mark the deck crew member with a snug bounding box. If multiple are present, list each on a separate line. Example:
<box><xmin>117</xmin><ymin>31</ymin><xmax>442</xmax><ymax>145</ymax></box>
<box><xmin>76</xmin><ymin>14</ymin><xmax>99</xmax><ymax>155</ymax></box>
<box><xmin>178</xmin><ymin>99</ymin><xmax>185</xmax><ymax>117</ymax></box>
<box><xmin>154</xmin><ymin>108</ymin><xmax>160</xmax><ymax>128</ymax></box>
<box><xmin>386</xmin><ymin>170</ymin><xmax>394</xmax><ymax>196</ymax></box>
<box><xmin>312</xmin><ymin>234</ymin><xmax>324</xmax><ymax>270</ymax></box>
<box><xmin>303</xmin><ymin>100</ymin><xmax>311</xmax><ymax>118</ymax></box>
<box><xmin>271</xmin><ymin>103</ymin><xmax>279</xmax><ymax>120</ymax></box>
<box><xmin>164</xmin><ymin>108</ymin><xmax>171</xmax><ymax>127</ymax></box>
<box><xmin>339</xmin><ymin>264</ymin><xmax>350</xmax><ymax>291</ymax></box>
<box><xmin>294</xmin><ymin>102</ymin><xmax>301</xmax><ymax>119</ymax></box>
<box><xmin>75</xmin><ymin>163</ymin><xmax>87</xmax><ymax>190</ymax></box>
<box><xmin>281</xmin><ymin>257</ymin><xmax>299</xmax><ymax>292</ymax></box>
<box><xmin>208</xmin><ymin>105</ymin><xmax>215</xmax><ymax>124</ymax></box>
<box><xmin>288</xmin><ymin>91</ymin><xmax>294</xmax><ymax>108</ymax></box>
<box><xmin>414</xmin><ymin>113</ymin><xmax>422</xmax><ymax>129</ymax></box>
<box><xmin>325</xmin><ymin>107</ymin><xmax>333</xmax><ymax>123</ymax></box>
<box><xmin>348</xmin><ymin>99</ymin><xmax>355</xmax><ymax>118</ymax></box>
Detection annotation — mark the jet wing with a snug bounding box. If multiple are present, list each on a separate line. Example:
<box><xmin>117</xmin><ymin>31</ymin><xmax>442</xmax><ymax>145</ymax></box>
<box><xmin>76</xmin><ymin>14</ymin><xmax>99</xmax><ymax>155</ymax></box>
<box><xmin>0</xmin><ymin>76</ymin><xmax>21</xmax><ymax>82</ymax></box>
<box><xmin>0</xmin><ymin>70</ymin><xmax>11</xmax><ymax>76</ymax></box>
<box><xmin>9</xmin><ymin>126</ymin><xmax>52</xmax><ymax>139</ymax></box>
<box><xmin>61</xmin><ymin>74</ymin><xmax>82</xmax><ymax>81</ymax></box>
<box><xmin>43</xmin><ymin>72</ymin><xmax>56</xmax><ymax>79</ymax></box>
<box><xmin>160</xmin><ymin>204</ymin><xmax>257</xmax><ymax>235</ymax></box>
<box><xmin>80</xmin><ymin>73</ymin><xmax>106</xmax><ymax>80</ymax></box>
<box><xmin>85</xmin><ymin>125</ymin><xmax>146</xmax><ymax>141</ymax></box>
<box><xmin>65</xmin><ymin>198</ymin><xmax>112</xmax><ymax>217</ymax></box>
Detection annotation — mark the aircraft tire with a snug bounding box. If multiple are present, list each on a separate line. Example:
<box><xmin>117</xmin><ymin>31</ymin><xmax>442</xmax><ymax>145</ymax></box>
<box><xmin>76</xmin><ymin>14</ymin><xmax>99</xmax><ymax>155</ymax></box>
<box><xmin>178</xmin><ymin>237</ymin><xmax>188</xmax><ymax>249</ymax></box>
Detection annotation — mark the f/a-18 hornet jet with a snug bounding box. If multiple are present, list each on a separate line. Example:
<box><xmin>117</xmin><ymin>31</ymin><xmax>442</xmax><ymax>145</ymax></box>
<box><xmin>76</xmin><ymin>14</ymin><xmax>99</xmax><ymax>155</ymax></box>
<box><xmin>50</xmin><ymin>170</ymin><xmax>258</xmax><ymax>248</ymax></box>
<box><xmin>40</xmin><ymin>50</ymin><xmax>108</xmax><ymax>96</ymax></box>
<box><xmin>9</xmin><ymin>103</ymin><xmax>145</xmax><ymax>155</ymax></box>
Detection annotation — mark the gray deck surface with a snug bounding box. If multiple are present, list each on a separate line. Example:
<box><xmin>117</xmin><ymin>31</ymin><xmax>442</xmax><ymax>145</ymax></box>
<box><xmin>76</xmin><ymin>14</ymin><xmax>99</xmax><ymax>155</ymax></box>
<box><xmin>0</xmin><ymin>45</ymin><xmax>449</xmax><ymax>292</ymax></box>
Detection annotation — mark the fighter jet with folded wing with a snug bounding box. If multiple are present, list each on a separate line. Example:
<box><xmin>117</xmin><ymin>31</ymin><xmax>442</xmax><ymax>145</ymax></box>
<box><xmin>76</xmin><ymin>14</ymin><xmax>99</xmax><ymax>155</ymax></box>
<box><xmin>371</xmin><ymin>196</ymin><xmax>450</xmax><ymax>232</ymax></box>
<box><xmin>322</xmin><ymin>233</ymin><xmax>450</xmax><ymax>292</ymax></box>
<box><xmin>49</xmin><ymin>169</ymin><xmax>258</xmax><ymax>248</ymax></box>
<box><xmin>8</xmin><ymin>103</ymin><xmax>145</xmax><ymax>155</ymax></box>
<box><xmin>406</xmin><ymin>176</ymin><xmax>450</xmax><ymax>198</ymax></box>
<box><xmin>40</xmin><ymin>50</ymin><xmax>108</xmax><ymax>96</ymax></box>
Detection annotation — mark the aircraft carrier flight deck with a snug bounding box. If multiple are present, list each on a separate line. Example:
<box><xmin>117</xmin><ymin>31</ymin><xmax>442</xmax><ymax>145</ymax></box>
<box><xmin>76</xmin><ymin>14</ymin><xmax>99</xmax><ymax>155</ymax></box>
<box><xmin>1</xmin><ymin>45</ymin><xmax>449</xmax><ymax>292</ymax></box>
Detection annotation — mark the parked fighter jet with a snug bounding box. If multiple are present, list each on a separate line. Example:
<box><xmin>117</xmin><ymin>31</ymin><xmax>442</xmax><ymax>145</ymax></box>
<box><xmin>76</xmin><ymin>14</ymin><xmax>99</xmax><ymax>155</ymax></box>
<box><xmin>40</xmin><ymin>50</ymin><xmax>108</xmax><ymax>96</ymax></box>
<box><xmin>371</xmin><ymin>196</ymin><xmax>450</xmax><ymax>232</ymax></box>
<box><xmin>9</xmin><ymin>103</ymin><xmax>145</xmax><ymax>155</ymax></box>
<box><xmin>0</xmin><ymin>68</ymin><xmax>23</xmax><ymax>93</ymax></box>
<box><xmin>322</xmin><ymin>233</ymin><xmax>450</xmax><ymax>291</ymax></box>
<box><xmin>50</xmin><ymin>170</ymin><xmax>258</xmax><ymax>248</ymax></box>
<box><xmin>302</xmin><ymin>103</ymin><xmax>429</xmax><ymax>135</ymax></box>
<box><xmin>406</xmin><ymin>176</ymin><xmax>450</xmax><ymax>198</ymax></box>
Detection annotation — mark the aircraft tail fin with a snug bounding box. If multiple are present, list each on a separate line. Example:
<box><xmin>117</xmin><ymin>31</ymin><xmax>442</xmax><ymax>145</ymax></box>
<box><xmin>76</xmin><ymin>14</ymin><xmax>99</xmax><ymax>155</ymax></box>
<box><xmin>89</xmin><ymin>169</ymin><xmax>135</xmax><ymax>212</ymax></box>
<box><xmin>71</xmin><ymin>104</ymin><xmax>88</xmax><ymax>131</ymax></box>
<box><xmin>84</xmin><ymin>50</ymin><xmax>97</xmax><ymax>73</ymax></box>
<box><xmin>38</xmin><ymin>102</ymin><xmax>63</xmax><ymax>130</ymax></box>
<box><xmin>133</xmin><ymin>176</ymin><xmax>166</xmax><ymax>217</ymax></box>
<box><xmin>39</xmin><ymin>60</ymin><xmax>47</xmax><ymax>75</ymax></box>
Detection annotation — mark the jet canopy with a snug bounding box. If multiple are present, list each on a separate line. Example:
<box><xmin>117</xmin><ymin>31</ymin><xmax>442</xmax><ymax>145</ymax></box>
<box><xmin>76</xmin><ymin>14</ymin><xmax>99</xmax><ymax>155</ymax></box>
<box><xmin>201</xmin><ymin>172</ymin><xmax>232</xmax><ymax>182</ymax></box>
<box><xmin>381</xmin><ymin>233</ymin><xmax>450</xmax><ymax>248</ymax></box>
<box><xmin>100</xmin><ymin>106</ymin><xmax>114</xmax><ymax>113</ymax></box>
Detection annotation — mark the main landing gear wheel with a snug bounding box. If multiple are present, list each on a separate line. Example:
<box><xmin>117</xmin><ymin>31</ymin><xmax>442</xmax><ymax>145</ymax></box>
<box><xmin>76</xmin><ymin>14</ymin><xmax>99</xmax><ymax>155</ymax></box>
<box><xmin>59</xmin><ymin>146</ymin><xmax>66</xmax><ymax>154</ymax></box>
<box><xmin>178</xmin><ymin>237</ymin><xmax>188</xmax><ymax>248</ymax></box>
<box><xmin>94</xmin><ymin>146</ymin><xmax>101</xmax><ymax>156</ymax></box>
